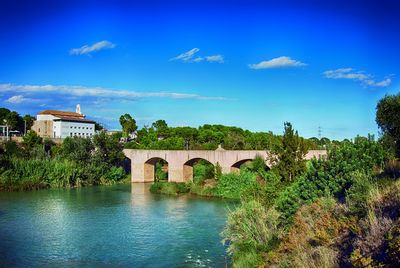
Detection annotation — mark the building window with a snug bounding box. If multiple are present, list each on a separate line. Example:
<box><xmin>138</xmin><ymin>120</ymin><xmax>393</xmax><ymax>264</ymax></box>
<box><xmin>70</xmin><ymin>133</ymin><xmax>73</xmax><ymax>137</ymax></box>
<box><xmin>38</xmin><ymin>128</ymin><xmax>40</xmax><ymax>132</ymax></box>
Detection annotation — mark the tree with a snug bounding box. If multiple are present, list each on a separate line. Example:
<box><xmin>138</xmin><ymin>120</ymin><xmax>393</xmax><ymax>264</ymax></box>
<box><xmin>94</xmin><ymin>122</ymin><xmax>104</xmax><ymax>131</ymax></box>
<box><xmin>376</xmin><ymin>93</ymin><xmax>400</xmax><ymax>157</ymax></box>
<box><xmin>119</xmin><ymin>114</ymin><xmax>137</xmax><ymax>137</ymax></box>
<box><xmin>93</xmin><ymin>131</ymin><xmax>125</xmax><ymax>167</ymax></box>
<box><xmin>22</xmin><ymin>130</ymin><xmax>42</xmax><ymax>149</ymax></box>
<box><xmin>272</xmin><ymin>122</ymin><xmax>308</xmax><ymax>182</ymax></box>
<box><xmin>23</xmin><ymin>115</ymin><xmax>35</xmax><ymax>133</ymax></box>
<box><xmin>59</xmin><ymin>136</ymin><xmax>94</xmax><ymax>163</ymax></box>
<box><xmin>152</xmin><ymin>120</ymin><xmax>169</xmax><ymax>139</ymax></box>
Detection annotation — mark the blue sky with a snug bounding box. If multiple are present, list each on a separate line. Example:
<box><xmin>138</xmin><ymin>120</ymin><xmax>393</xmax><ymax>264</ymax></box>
<box><xmin>1</xmin><ymin>0</ymin><xmax>399</xmax><ymax>139</ymax></box>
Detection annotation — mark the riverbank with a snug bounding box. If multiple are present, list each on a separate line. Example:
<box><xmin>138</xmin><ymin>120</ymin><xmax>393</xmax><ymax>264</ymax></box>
<box><xmin>149</xmin><ymin>169</ymin><xmax>264</xmax><ymax>200</ymax></box>
<box><xmin>0</xmin><ymin>131</ymin><xmax>128</xmax><ymax>191</ymax></box>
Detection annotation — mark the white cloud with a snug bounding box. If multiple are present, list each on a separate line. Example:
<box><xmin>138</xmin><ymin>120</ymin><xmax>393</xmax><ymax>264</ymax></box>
<box><xmin>6</xmin><ymin>95</ymin><xmax>28</xmax><ymax>104</ymax></box>
<box><xmin>170</xmin><ymin>48</ymin><xmax>200</xmax><ymax>62</ymax></box>
<box><xmin>0</xmin><ymin>83</ymin><xmax>227</xmax><ymax>101</ymax></box>
<box><xmin>205</xmin><ymin>55</ymin><xmax>224</xmax><ymax>63</ymax></box>
<box><xmin>323</xmin><ymin>68</ymin><xmax>392</xmax><ymax>87</ymax></box>
<box><xmin>170</xmin><ymin>48</ymin><xmax>224</xmax><ymax>63</ymax></box>
<box><xmin>249</xmin><ymin>56</ymin><xmax>307</xmax><ymax>69</ymax></box>
<box><xmin>69</xmin><ymin>40</ymin><xmax>116</xmax><ymax>56</ymax></box>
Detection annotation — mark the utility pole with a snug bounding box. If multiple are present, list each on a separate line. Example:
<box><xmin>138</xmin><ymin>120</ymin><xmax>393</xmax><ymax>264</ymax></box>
<box><xmin>318</xmin><ymin>126</ymin><xmax>322</xmax><ymax>139</ymax></box>
<box><xmin>24</xmin><ymin>120</ymin><xmax>27</xmax><ymax>136</ymax></box>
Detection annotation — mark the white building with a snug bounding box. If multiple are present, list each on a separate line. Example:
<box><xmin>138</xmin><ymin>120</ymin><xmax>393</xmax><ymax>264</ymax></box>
<box><xmin>32</xmin><ymin>105</ymin><xmax>96</xmax><ymax>139</ymax></box>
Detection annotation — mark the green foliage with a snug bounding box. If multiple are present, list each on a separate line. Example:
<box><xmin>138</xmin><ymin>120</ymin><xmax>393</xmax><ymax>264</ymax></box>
<box><xmin>215</xmin><ymin>162</ymin><xmax>222</xmax><ymax>180</ymax></box>
<box><xmin>22</xmin><ymin>130</ymin><xmax>42</xmax><ymax>149</ymax></box>
<box><xmin>0</xmin><ymin>132</ymin><xmax>127</xmax><ymax>191</ymax></box>
<box><xmin>222</xmin><ymin>200</ymin><xmax>281</xmax><ymax>267</ymax></box>
<box><xmin>241</xmin><ymin>155</ymin><xmax>267</xmax><ymax>175</ymax></box>
<box><xmin>103</xmin><ymin>167</ymin><xmax>126</xmax><ymax>182</ymax></box>
<box><xmin>155</xmin><ymin>161</ymin><xmax>168</xmax><ymax>182</ymax></box>
<box><xmin>193</xmin><ymin>160</ymin><xmax>215</xmax><ymax>185</ymax></box>
<box><xmin>215</xmin><ymin>171</ymin><xmax>259</xmax><ymax>199</ymax></box>
<box><xmin>58</xmin><ymin>136</ymin><xmax>94</xmax><ymax>163</ymax></box>
<box><xmin>119</xmin><ymin>113</ymin><xmax>138</xmax><ymax>137</ymax></box>
<box><xmin>261</xmin><ymin>170</ymin><xmax>284</xmax><ymax>207</ymax></box>
<box><xmin>376</xmin><ymin>93</ymin><xmax>400</xmax><ymax>157</ymax></box>
<box><xmin>149</xmin><ymin>182</ymin><xmax>189</xmax><ymax>195</ymax></box>
<box><xmin>345</xmin><ymin>171</ymin><xmax>375</xmax><ymax>216</ymax></box>
<box><xmin>92</xmin><ymin>131</ymin><xmax>125</xmax><ymax>167</ymax></box>
<box><xmin>0</xmin><ymin>158</ymin><xmax>113</xmax><ymax>191</ymax></box>
<box><xmin>125</xmin><ymin>120</ymin><xmax>293</xmax><ymax>151</ymax></box>
<box><xmin>276</xmin><ymin>136</ymin><xmax>388</xmax><ymax>226</ymax></box>
<box><xmin>0</xmin><ymin>108</ymin><xmax>34</xmax><ymax>134</ymax></box>
<box><xmin>272</xmin><ymin>122</ymin><xmax>308</xmax><ymax>182</ymax></box>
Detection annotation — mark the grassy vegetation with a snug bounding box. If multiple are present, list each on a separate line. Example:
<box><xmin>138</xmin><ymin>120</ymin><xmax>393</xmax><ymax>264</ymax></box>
<box><xmin>220</xmin><ymin>137</ymin><xmax>400</xmax><ymax>267</ymax></box>
<box><xmin>0</xmin><ymin>131</ymin><xmax>128</xmax><ymax>191</ymax></box>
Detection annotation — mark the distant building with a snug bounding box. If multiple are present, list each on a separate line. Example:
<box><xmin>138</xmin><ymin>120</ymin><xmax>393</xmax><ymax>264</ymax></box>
<box><xmin>32</xmin><ymin>105</ymin><xmax>96</xmax><ymax>139</ymax></box>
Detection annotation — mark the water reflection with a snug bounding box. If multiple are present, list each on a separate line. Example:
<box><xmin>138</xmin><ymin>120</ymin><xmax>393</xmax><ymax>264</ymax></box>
<box><xmin>0</xmin><ymin>184</ymin><xmax>233</xmax><ymax>267</ymax></box>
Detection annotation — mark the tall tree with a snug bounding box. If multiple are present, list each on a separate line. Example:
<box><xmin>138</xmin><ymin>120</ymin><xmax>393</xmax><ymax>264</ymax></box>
<box><xmin>376</xmin><ymin>93</ymin><xmax>400</xmax><ymax>157</ymax></box>
<box><xmin>119</xmin><ymin>114</ymin><xmax>137</xmax><ymax>137</ymax></box>
<box><xmin>152</xmin><ymin>120</ymin><xmax>169</xmax><ymax>138</ymax></box>
<box><xmin>272</xmin><ymin>122</ymin><xmax>308</xmax><ymax>182</ymax></box>
<box><xmin>23</xmin><ymin>115</ymin><xmax>35</xmax><ymax>133</ymax></box>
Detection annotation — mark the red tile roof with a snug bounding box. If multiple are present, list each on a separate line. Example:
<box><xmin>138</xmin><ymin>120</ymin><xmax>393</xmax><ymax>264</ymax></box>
<box><xmin>38</xmin><ymin>110</ymin><xmax>95</xmax><ymax>123</ymax></box>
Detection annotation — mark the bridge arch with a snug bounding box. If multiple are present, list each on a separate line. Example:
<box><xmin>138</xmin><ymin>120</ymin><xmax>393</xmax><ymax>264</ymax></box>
<box><xmin>230</xmin><ymin>157</ymin><xmax>270</xmax><ymax>173</ymax></box>
<box><xmin>231</xmin><ymin>159</ymin><xmax>253</xmax><ymax>173</ymax></box>
<box><xmin>183</xmin><ymin>158</ymin><xmax>214</xmax><ymax>181</ymax></box>
<box><xmin>144</xmin><ymin>157</ymin><xmax>168</xmax><ymax>182</ymax></box>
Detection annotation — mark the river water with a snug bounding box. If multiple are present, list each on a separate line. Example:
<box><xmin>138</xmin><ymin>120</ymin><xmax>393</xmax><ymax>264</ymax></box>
<box><xmin>0</xmin><ymin>184</ymin><xmax>234</xmax><ymax>267</ymax></box>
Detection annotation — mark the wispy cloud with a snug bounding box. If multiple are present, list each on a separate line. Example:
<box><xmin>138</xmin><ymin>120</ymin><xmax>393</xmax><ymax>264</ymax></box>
<box><xmin>170</xmin><ymin>48</ymin><xmax>200</xmax><ymax>62</ymax></box>
<box><xmin>69</xmin><ymin>40</ymin><xmax>116</xmax><ymax>56</ymax></box>
<box><xmin>205</xmin><ymin>55</ymin><xmax>224</xmax><ymax>63</ymax></box>
<box><xmin>170</xmin><ymin>48</ymin><xmax>224</xmax><ymax>63</ymax></box>
<box><xmin>249</xmin><ymin>56</ymin><xmax>307</xmax><ymax>69</ymax></box>
<box><xmin>323</xmin><ymin>68</ymin><xmax>392</xmax><ymax>87</ymax></box>
<box><xmin>0</xmin><ymin>83</ymin><xmax>227</xmax><ymax>101</ymax></box>
<box><xmin>6</xmin><ymin>95</ymin><xmax>29</xmax><ymax>104</ymax></box>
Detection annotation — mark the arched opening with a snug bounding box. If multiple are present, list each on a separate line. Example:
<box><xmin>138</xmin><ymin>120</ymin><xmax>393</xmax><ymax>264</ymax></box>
<box><xmin>231</xmin><ymin>159</ymin><xmax>252</xmax><ymax>173</ymax></box>
<box><xmin>144</xmin><ymin>157</ymin><xmax>168</xmax><ymax>182</ymax></box>
<box><xmin>231</xmin><ymin>157</ymin><xmax>270</xmax><ymax>173</ymax></box>
<box><xmin>123</xmin><ymin>157</ymin><xmax>131</xmax><ymax>174</ymax></box>
<box><xmin>183</xmin><ymin>158</ymin><xmax>214</xmax><ymax>183</ymax></box>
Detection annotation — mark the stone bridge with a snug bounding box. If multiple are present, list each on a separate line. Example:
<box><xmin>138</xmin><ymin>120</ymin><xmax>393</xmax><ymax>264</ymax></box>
<box><xmin>123</xmin><ymin>148</ymin><xmax>327</xmax><ymax>183</ymax></box>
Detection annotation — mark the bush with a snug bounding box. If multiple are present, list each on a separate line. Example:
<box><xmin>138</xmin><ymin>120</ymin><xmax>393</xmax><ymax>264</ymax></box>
<box><xmin>149</xmin><ymin>182</ymin><xmax>189</xmax><ymax>195</ymax></box>
<box><xmin>103</xmin><ymin>167</ymin><xmax>126</xmax><ymax>182</ymax></box>
<box><xmin>276</xmin><ymin>138</ymin><xmax>388</xmax><ymax>226</ymax></box>
<box><xmin>0</xmin><ymin>157</ymin><xmax>126</xmax><ymax>191</ymax></box>
<box><xmin>222</xmin><ymin>200</ymin><xmax>281</xmax><ymax>267</ymax></box>
<box><xmin>193</xmin><ymin>160</ymin><xmax>214</xmax><ymax>185</ymax></box>
<box><xmin>345</xmin><ymin>171</ymin><xmax>375</xmax><ymax>216</ymax></box>
<box><xmin>216</xmin><ymin>171</ymin><xmax>259</xmax><ymax>199</ymax></box>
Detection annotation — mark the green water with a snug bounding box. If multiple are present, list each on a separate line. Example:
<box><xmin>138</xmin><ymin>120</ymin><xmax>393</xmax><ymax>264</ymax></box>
<box><xmin>0</xmin><ymin>184</ymin><xmax>234</xmax><ymax>267</ymax></box>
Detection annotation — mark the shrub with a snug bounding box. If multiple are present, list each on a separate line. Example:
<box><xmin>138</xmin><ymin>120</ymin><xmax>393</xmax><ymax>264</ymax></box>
<box><xmin>193</xmin><ymin>160</ymin><xmax>214</xmax><ymax>185</ymax></box>
<box><xmin>276</xmin><ymin>138</ymin><xmax>388</xmax><ymax>226</ymax></box>
<box><xmin>149</xmin><ymin>182</ymin><xmax>189</xmax><ymax>195</ymax></box>
<box><xmin>222</xmin><ymin>200</ymin><xmax>281</xmax><ymax>267</ymax></box>
<box><xmin>346</xmin><ymin>171</ymin><xmax>375</xmax><ymax>216</ymax></box>
<box><xmin>216</xmin><ymin>171</ymin><xmax>259</xmax><ymax>199</ymax></box>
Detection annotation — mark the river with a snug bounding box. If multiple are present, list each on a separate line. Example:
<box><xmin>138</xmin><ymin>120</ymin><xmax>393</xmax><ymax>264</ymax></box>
<box><xmin>0</xmin><ymin>184</ymin><xmax>234</xmax><ymax>267</ymax></box>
